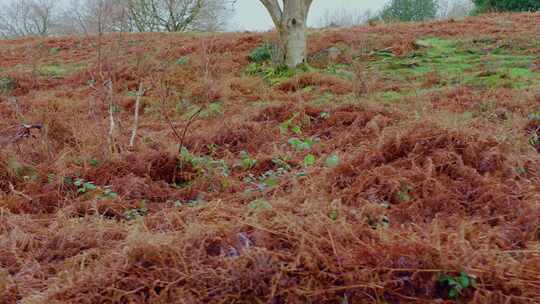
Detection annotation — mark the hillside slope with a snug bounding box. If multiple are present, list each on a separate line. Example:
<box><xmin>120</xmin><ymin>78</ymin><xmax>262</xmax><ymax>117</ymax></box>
<box><xmin>1</xmin><ymin>13</ymin><xmax>540</xmax><ymax>303</ymax></box>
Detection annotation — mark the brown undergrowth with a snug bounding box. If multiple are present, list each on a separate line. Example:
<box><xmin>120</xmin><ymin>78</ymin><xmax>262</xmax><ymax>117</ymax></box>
<box><xmin>1</xmin><ymin>12</ymin><xmax>540</xmax><ymax>304</ymax></box>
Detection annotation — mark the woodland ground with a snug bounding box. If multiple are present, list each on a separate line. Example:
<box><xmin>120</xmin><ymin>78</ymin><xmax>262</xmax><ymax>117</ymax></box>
<box><xmin>0</xmin><ymin>12</ymin><xmax>539</xmax><ymax>304</ymax></box>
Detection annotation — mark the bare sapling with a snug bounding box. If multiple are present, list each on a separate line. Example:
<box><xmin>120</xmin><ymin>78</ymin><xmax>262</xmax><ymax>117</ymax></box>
<box><xmin>129</xmin><ymin>82</ymin><xmax>145</xmax><ymax>148</ymax></box>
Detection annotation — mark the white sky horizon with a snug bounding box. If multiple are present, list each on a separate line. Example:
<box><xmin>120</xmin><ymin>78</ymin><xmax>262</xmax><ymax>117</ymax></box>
<box><xmin>0</xmin><ymin>0</ymin><xmax>388</xmax><ymax>32</ymax></box>
<box><xmin>229</xmin><ymin>1</ymin><xmax>387</xmax><ymax>31</ymax></box>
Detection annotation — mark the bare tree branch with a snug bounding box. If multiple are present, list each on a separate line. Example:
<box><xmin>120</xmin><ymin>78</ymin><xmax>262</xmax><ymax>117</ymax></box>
<box><xmin>259</xmin><ymin>0</ymin><xmax>283</xmax><ymax>28</ymax></box>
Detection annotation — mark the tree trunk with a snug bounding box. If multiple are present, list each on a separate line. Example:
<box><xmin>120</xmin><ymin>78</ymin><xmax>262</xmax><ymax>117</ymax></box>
<box><xmin>260</xmin><ymin>0</ymin><xmax>313</xmax><ymax>68</ymax></box>
<box><xmin>281</xmin><ymin>1</ymin><xmax>309</xmax><ymax>67</ymax></box>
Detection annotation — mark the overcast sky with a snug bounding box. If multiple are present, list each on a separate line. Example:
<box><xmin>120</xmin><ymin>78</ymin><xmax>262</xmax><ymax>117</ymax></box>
<box><xmin>0</xmin><ymin>0</ymin><xmax>388</xmax><ymax>32</ymax></box>
<box><xmin>229</xmin><ymin>0</ymin><xmax>387</xmax><ymax>31</ymax></box>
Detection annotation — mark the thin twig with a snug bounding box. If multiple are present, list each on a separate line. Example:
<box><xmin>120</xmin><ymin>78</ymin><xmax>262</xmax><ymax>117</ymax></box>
<box><xmin>179</xmin><ymin>106</ymin><xmax>204</xmax><ymax>154</ymax></box>
<box><xmin>129</xmin><ymin>82</ymin><xmax>145</xmax><ymax>148</ymax></box>
<box><xmin>9</xmin><ymin>182</ymin><xmax>32</xmax><ymax>201</ymax></box>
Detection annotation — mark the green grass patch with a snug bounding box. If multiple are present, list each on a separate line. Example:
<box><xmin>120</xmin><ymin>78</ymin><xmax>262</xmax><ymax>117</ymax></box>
<box><xmin>0</xmin><ymin>77</ymin><xmax>14</xmax><ymax>93</ymax></box>
<box><xmin>378</xmin><ymin>90</ymin><xmax>405</xmax><ymax>103</ymax></box>
<box><xmin>369</xmin><ymin>37</ymin><xmax>540</xmax><ymax>90</ymax></box>
<box><xmin>38</xmin><ymin>63</ymin><xmax>87</xmax><ymax>78</ymax></box>
<box><xmin>245</xmin><ymin>62</ymin><xmax>313</xmax><ymax>85</ymax></box>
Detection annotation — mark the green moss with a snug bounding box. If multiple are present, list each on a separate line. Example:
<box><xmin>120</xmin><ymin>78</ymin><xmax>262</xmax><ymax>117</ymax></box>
<box><xmin>38</xmin><ymin>63</ymin><xmax>87</xmax><ymax>78</ymax></box>
<box><xmin>245</xmin><ymin>63</ymin><xmax>312</xmax><ymax>85</ymax></box>
<box><xmin>0</xmin><ymin>77</ymin><xmax>14</xmax><ymax>93</ymax></box>
<box><xmin>369</xmin><ymin>37</ymin><xmax>540</xmax><ymax>90</ymax></box>
<box><xmin>378</xmin><ymin>91</ymin><xmax>405</xmax><ymax>103</ymax></box>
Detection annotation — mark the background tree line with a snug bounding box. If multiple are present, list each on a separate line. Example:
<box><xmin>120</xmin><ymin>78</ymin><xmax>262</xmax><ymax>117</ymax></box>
<box><xmin>1</xmin><ymin>0</ymin><xmax>538</xmax><ymax>39</ymax></box>
<box><xmin>319</xmin><ymin>0</ymin><xmax>537</xmax><ymax>27</ymax></box>
<box><xmin>0</xmin><ymin>0</ymin><xmax>233</xmax><ymax>38</ymax></box>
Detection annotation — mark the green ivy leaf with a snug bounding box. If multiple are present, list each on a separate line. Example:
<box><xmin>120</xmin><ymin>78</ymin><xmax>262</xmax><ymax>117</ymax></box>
<box><xmin>84</xmin><ymin>182</ymin><xmax>97</xmax><ymax>190</ymax></box>
<box><xmin>325</xmin><ymin>155</ymin><xmax>340</xmax><ymax>167</ymax></box>
<box><xmin>328</xmin><ymin>210</ymin><xmax>338</xmax><ymax>221</ymax></box>
<box><xmin>458</xmin><ymin>272</ymin><xmax>470</xmax><ymax>288</ymax></box>
<box><xmin>263</xmin><ymin>177</ymin><xmax>278</xmax><ymax>188</ymax></box>
<box><xmin>303</xmin><ymin>154</ymin><xmax>316</xmax><ymax>166</ymax></box>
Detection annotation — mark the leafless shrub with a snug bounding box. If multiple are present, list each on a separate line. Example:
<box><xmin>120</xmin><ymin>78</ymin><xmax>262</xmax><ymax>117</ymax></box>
<box><xmin>0</xmin><ymin>0</ymin><xmax>57</xmax><ymax>38</ymax></box>
<box><xmin>437</xmin><ymin>0</ymin><xmax>474</xmax><ymax>19</ymax></box>
<box><xmin>317</xmin><ymin>7</ymin><xmax>373</xmax><ymax>28</ymax></box>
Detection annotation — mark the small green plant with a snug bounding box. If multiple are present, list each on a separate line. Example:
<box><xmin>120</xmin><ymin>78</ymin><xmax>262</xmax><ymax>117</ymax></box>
<box><xmin>180</xmin><ymin>147</ymin><xmax>230</xmax><ymax>178</ymax></box>
<box><xmin>515</xmin><ymin>167</ymin><xmax>528</xmax><ymax>175</ymax></box>
<box><xmin>437</xmin><ymin>272</ymin><xmax>477</xmax><ymax>299</ymax></box>
<box><xmin>303</xmin><ymin>154</ymin><xmax>316</xmax><ymax>166</ymax></box>
<box><xmin>272</xmin><ymin>157</ymin><xmax>292</xmax><ymax>171</ymax></box>
<box><xmin>171</xmin><ymin>196</ymin><xmax>204</xmax><ymax>208</ymax></box>
<box><xmin>239</xmin><ymin>151</ymin><xmax>257</xmax><ymax>170</ymax></box>
<box><xmin>124</xmin><ymin>201</ymin><xmax>149</xmax><ymax>221</ymax></box>
<box><xmin>395</xmin><ymin>184</ymin><xmax>412</xmax><ymax>202</ymax></box>
<box><xmin>201</xmin><ymin>102</ymin><xmax>223</xmax><ymax>118</ymax></box>
<box><xmin>100</xmin><ymin>186</ymin><xmax>118</xmax><ymax>200</ymax></box>
<box><xmin>245</xmin><ymin>63</ymin><xmax>296</xmax><ymax>85</ymax></box>
<box><xmin>325</xmin><ymin>154</ymin><xmax>340</xmax><ymax>167</ymax></box>
<box><xmin>320</xmin><ymin>112</ymin><xmax>331</xmax><ymax>119</ymax></box>
<box><xmin>244</xmin><ymin>166</ymin><xmax>288</xmax><ymax>192</ymax></box>
<box><xmin>47</xmin><ymin>174</ymin><xmax>56</xmax><ymax>183</ymax></box>
<box><xmin>176</xmin><ymin>56</ymin><xmax>189</xmax><ymax>65</ymax></box>
<box><xmin>528</xmin><ymin>133</ymin><xmax>539</xmax><ymax>148</ymax></box>
<box><xmin>89</xmin><ymin>158</ymin><xmax>101</xmax><ymax>167</ymax></box>
<box><xmin>528</xmin><ymin>112</ymin><xmax>540</xmax><ymax>121</ymax></box>
<box><xmin>74</xmin><ymin>179</ymin><xmax>97</xmax><ymax>194</ymax></box>
<box><xmin>0</xmin><ymin>77</ymin><xmax>14</xmax><ymax>93</ymax></box>
<box><xmin>367</xmin><ymin>214</ymin><xmax>390</xmax><ymax>229</ymax></box>
<box><xmin>39</xmin><ymin>64</ymin><xmax>68</xmax><ymax>78</ymax></box>
<box><xmin>288</xmin><ymin>137</ymin><xmax>315</xmax><ymax>151</ymax></box>
<box><xmin>328</xmin><ymin>209</ymin><xmax>339</xmax><ymax>221</ymax></box>
<box><xmin>325</xmin><ymin>64</ymin><xmax>354</xmax><ymax>79</ymax></box>
<box><xmin>279</xmin><ymin>113</ymin><xmax>301</xmax><ymax>135</ymax></box>
<box><xmin>249</xmin><ymin>43</ymin><xmax>273</xmax><ymax>63</ymax></box>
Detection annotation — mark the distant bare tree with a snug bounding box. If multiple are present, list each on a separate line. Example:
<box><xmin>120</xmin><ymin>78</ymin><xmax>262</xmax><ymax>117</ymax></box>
<box><xmin>125</xmin><ymin>0</ymin><xmax>232</xmax><ymax>32</ymax></box>
<box><xmin>58</xmin><ymin>0</ymin><xmax>232</xmax><ymax>35</ymax></box>
<box><xmin>0</xmin><ymin>0</ymin><xmax>57</xmax><ymax>38</ymax></box>
<box><xmin>438</xmin><ymin>0</ymin><xmax>474</xmax><ymax>19</ymax></box>
<box><xmin>317</xmin><ymin>8</ymin><xmax>373</xmax><ymax>28</ymax></box>
<box><xmin>191</xmin><ymin>0</ymin><xmax>233</xmax><ymax>32</ymax></box>
<box><xmin>59</xmin><ymin>0</ymin><xmax>131</xmax><ymax>35</ymax></box>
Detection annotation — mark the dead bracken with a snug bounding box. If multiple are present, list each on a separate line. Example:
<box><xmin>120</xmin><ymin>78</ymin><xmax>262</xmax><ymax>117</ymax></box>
<box><xmin>1</xmin><ymin>12</ymin><xmax>540</xmax><ymax>304</ymax></box>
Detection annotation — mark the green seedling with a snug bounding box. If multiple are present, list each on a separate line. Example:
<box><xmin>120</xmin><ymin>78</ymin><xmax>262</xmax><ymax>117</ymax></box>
<box><xmin>288</xmin><ymin>137</ymin><xmax>315</xmax><ymax>151</ymax></box>
<box><xmin>325</xmin><ymin>154</ymin><xmax>340</xmax><ymax>167</ymax></box>
<box><xmin>239</xmin><ymin>151</ymin><xmax>257</xmax><ymax>170</ymax></box>
<box><xmin>124</xmin><ymin>201</ymin><xmax>149</xmax><ymax>221</ymax></box>
<box><xmin>279</xmin><ymin>113</ymin><xmax>300</xmax><ymax>135</ymax></box>
<box><xmin>437</xmin><ymin>272</ymin><xmax>477</xmax><ymax>299</ymax></box>
<box><xmin>74</xmin><ymin>179</ymin><xmax>97</xmax><ymax>194</ymax></box>
<box><xmin>303</xmin><ymin>154</ymin><xmax>316</xmax><ymax>166</ymax></box>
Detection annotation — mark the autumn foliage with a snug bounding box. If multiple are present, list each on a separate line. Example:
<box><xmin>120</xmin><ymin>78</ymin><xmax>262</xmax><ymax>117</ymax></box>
<box><xmin>1</xmin><ymin>13</ymin><xmax>540</xmax><ymax>303</ymax></box>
